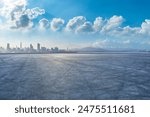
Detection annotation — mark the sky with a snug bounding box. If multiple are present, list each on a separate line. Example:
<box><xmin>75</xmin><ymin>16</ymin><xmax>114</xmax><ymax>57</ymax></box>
<box><xmin>0</xmin><ymin>0</ymin><xmax>150</xmax><ymax>49</ymax></box>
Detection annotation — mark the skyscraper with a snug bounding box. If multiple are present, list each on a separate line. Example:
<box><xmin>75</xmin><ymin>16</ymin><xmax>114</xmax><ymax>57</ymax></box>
<box><xmin>37</xmin><ymin>43</ymin><xmax>40</xmax><ymax>51</ymax></box>
<box><xmin>20</xmin><ymin>42</ymin><xmax>22</xmax><ymax>49</ymax></box>
<box><xmin>30</xmin><ymin>44</ymin><xmax>33</xmax><ymax>50</ymax></box>
<box><xmin>7</xmin><ymin>43</ymin><xmax>10</xmax><ymax>50</ymax></box>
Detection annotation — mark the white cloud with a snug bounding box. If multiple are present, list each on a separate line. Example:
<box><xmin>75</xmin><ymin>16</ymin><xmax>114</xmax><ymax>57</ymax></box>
<box><xmin>66</xmin><ymin>16</ymin><xmax>86</xmax><ymax>32</ymax></box>
<box><xmin>1</xmin><ymin>0</ymin><xmax>150</xmax><ymax>43</ymax></box>
<box><xmin>140</xmin><ymin>19</ymin><xmax>150</xmax><ymax>34</ymax></box>
<box><xmin>65</xmin><ymin>15</ymin><xmax>126</xmax><ymax>34</ymax></box>
<box><xmin>102</xmin><ymin>15</ymin><xmax>124</xmax><ymax>32</ymax></box>
<box><xmin>93</xmin><ymin>17</ymin><xmax>105</xmax><ymax>32</ymax></box>
<box><xmin>39</xmin><ymin>18</ymin><xmax>50</xmax><ymax>30</ymax></box>
<box><xmin>0</xmin><ymin>0</ymin><xmax>27</xmax><ymax>20</ymax></box>
<box><xmin>120</xmin><ymin>26</ymin><xmax>141</xmax><ymax>37</ymax></box>
<box><xmin>25</xmin><ymin>7</ymin><xmax>45</xmax><ymax>19</ymax></box>
<box><xmin>50</xmin><ymin>18</ymin><xmax>65</xmax><ymax>31</ymax></box>
<box><xmin>93</xmin><ymin>40</ymin><xmax>108</xmax><ymax>48</ymax></box>
<box><xmin>76</xmin><ymin>21</ymin><xmax>94</xmax><ymax>33</ymax></box>
<box><xmin>0</xmin><ymin>0</ymin><xmax>45</xmax><ymax>30</ymax></box>
<box><xmin>12</xmin><ymin>14</ymin><xmax>33</xmax><ymax>29</ymax></box>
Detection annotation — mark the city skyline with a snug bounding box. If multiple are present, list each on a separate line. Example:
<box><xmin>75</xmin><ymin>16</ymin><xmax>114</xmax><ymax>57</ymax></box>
<box><xmin>1</xmin><ymin>42</ymin><xmax>58</xmax><ymax>49</ymax></box>
<box><xmin>0</xmin><ymin>42</ymin><xmax>65</xmax><ymax>53</ymax></box>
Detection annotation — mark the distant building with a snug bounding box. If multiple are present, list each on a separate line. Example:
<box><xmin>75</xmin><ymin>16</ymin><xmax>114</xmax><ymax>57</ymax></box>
<box><xmin>0</xmin><ymin>42</ymin><xmax>68</xmax><ymax>54</ymax></box>
<box><xmin>51</xmin><ymin>47</ymin><xmax>59</xmax><ymax>52</ymax></box>
<box><xmin>30</xmin><ymin>44</ymin><xmax>33</xmax><ymax>50</ymax></box>
<box><xmin>37</xmin><ymin>43</ymin><xmax>40</xmax><ymax>51</ymax></box>
<box><xmin>0</xmin><ymin>47</ymin><xmax>5</xmax><ymax>53</ymax></box>
<box><xmin>7</xmin><ymin>43</ymin><xmax>10</xmax><ymax>50</ymax></box>
<box><xmin>41</xmin><ymin>47</ymin><xmax>47</xmax><ymax>52</ymax></box>
<box><xmin>20</xmin><ymin>42</ymin><xmax>22</xmax><ymax>49</ymax></box>
<box><xmin>55</xmin><ymin>47</ymin><xmax>59</xmax><ymax>52</ymax></box>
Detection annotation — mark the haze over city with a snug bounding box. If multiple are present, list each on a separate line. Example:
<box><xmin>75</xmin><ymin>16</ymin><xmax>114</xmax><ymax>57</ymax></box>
<box><xmin>0</xmin><ymin>42</ymin><xmax>72</xmax><ymax>53</ymax></box>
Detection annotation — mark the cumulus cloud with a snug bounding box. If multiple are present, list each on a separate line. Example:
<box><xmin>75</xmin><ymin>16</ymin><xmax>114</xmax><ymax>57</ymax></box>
<box><xmin>76</xmin><ymin>22</ymin><xmax>94</xmax><ymax>33</ymax></box>
<box><xmin>93</xmin><ymin>17</ymin><xmax>105</xmax><ymax>32</ymax></box>
<box><xmin>1</xmin><ymin>1</ymin><xmax>150</xmax><ymax>40</ymax></box>
<box><xmin>65</xmin><ymin>15</ymin><xmax>126</xmax><ymax>34</ymax></box>
<box><xmin>102</xmin><ymin>15</ymin><xmax>124</xmax><ymax>32</ymax></box>
<box><xmin>50</xmin><ymin>18</ymin><xmax>65</xmax><ymax>31</ymax></box>
<box><xmin>0</xmin><ymin>0</ymin><xmax>27</xmax><ymax>20</ymax></box>
<box><xmin>121</xmin><ymin>26</ymin><xmax>140</xmax><ymax>36</ymax></box>
<box><xmin>66</xmin><ymin>16</ymin><xmax>86</xmax><ymax>32</ymax></box>
<box><xmin>12</xmin><ymin>14</ymin><xmax>33</xmax><ymax>29</ymax></box>
<box><xmin>39</xmin><ymin>18</ymin><xmax>50</xmax><ymax>30</ymax></box>
<box><xmin>0</xmin><ymin>0</ymin><xmax>45</xmax><ymax>30</ymax></box>
<box><xmin>25</xmin><ymin>7</ymin><xmax>45</xmax><ymax>19</ymax></box>
<box><xmin>140</xmin><ymin>19</ymin><xmax>150</xmax><ymax>34</ymax></box>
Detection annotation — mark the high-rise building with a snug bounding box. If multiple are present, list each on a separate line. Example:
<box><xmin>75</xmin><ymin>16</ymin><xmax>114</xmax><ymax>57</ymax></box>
<box><xmin>7</xmin><ymin>43</ymin><xmax>10</xmax><ymax>50</ymax></box>
<box><xmin>20</xmin><ymin>42</ymin><xmax>22</xmax><ymax>49</ymax></box>
<box><xmin>30</xmin><ymin>44</ymin><xmax>33</xmax><ymax>50</ymax></box>
<box><xmin>37</xmin><ymin>43</ymin><xmax>40</xmax><ymax>51</ymax></box>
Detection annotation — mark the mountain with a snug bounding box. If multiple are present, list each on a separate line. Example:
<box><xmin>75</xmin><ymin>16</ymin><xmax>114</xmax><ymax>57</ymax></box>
<box><xmin>73</xmin><ymin>47</ymin><xmax>148</xmax><ymax>53</ymax></box>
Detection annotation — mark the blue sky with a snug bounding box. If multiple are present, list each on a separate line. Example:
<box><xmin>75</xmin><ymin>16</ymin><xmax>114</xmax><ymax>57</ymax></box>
<box><xmin>28</xmin><ymin>0</ymin><xmax>150</xmax><ymax>26</ymax></box>
<box><xmin>0</xmin><ymin>0</ymin><xmax>150</xmax><ymax>49</ymax></box>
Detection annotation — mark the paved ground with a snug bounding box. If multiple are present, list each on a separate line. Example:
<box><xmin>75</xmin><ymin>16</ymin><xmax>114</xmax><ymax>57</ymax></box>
<box><xmin>0</xmin><ymin>53</ymin><xmax>150</xmax><ymax>100</ymax></box>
